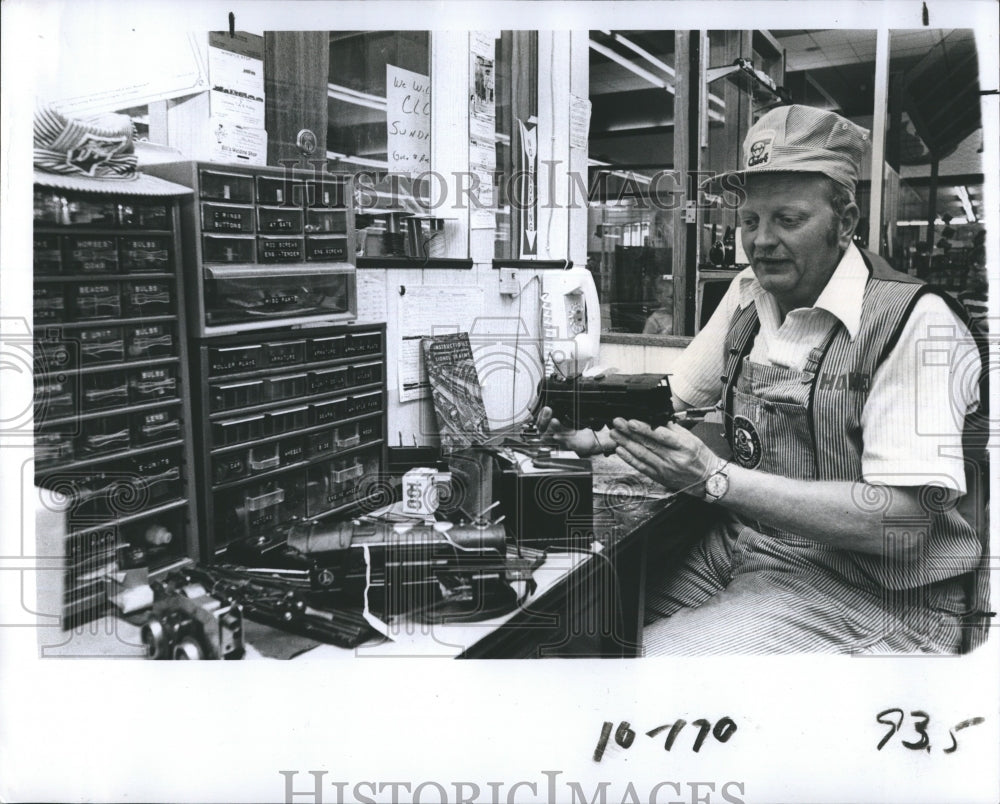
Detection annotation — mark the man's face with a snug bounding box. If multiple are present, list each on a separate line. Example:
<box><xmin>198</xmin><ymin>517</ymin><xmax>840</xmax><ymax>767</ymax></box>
<box><xmin>738</xmin><ymin>173</ymin><xmax>855</xmax><ymax>312</ymax></box>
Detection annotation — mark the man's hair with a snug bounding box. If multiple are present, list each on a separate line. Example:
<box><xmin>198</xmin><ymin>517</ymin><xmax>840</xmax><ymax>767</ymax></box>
<box><xmin>824</xmin><ymin>177</ymin><xmax>855</xmax><ymax>217</ymax></box>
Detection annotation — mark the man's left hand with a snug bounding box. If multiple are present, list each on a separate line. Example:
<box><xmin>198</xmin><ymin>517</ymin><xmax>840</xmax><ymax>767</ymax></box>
<box><xmin>609</xmin><ymin>418</ymin><xmax>720</xmax><ymax>494</ymax></box>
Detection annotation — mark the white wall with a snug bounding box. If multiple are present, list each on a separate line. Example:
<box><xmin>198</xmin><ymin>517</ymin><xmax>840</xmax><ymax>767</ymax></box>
<box><xmin>374</xmin><ymin>31</ymin><xmax>583</xmax><ymax>445</ymax></box>
<box><xmin>600</xmin><ymin>342</ymin><xmax>687</xmax><ymax>375</ymax></box>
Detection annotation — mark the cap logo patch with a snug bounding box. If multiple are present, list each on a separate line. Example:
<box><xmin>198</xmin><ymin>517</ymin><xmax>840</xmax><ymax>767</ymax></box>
<box><xmin>746</xmin><ymin>130</ymin><xmax>775</xmax><ymax>168</ymax></box>
<box><xmin>65</xmin><ymin>133</ymin><xmax>130</xmax><ymax>177</ymax></box>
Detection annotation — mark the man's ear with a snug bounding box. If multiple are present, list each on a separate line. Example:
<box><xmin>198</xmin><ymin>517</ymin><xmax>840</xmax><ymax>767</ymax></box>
<box><xmin>839</xmin><ymin>202</ymin><xmax>861</xmax><ymax>248</ymax></box>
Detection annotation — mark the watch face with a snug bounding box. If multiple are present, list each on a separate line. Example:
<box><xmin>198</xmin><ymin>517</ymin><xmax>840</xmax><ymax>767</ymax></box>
<box><xmin>706</xmin><ymin>472</ymin><xmax>728</xmax><ymax>499</ymax></box>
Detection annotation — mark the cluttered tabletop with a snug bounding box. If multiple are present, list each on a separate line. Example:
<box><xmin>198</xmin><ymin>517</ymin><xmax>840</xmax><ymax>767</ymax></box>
<box><xmin>40</xmin><ymin>451</ymin><xmax>684</xmax><ymax>660</ymax></box>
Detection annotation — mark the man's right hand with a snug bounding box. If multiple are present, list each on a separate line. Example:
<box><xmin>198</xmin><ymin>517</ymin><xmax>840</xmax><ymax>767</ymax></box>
<box><xmin>535</xmin><ymin>405</ymin><xmax>606</xmax><ymax>457</ymax></box>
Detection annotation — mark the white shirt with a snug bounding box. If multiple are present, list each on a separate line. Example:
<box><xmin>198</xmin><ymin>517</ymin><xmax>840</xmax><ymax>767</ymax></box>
<box><xmin>670</xmin><ymin>244</ymin><xmax>980</xmax><ymax>491</ymax></box>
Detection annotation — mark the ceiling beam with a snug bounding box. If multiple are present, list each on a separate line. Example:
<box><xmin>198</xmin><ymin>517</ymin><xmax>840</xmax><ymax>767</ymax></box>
<box><xmin>589</xmin><ymin>124</ymin><xmax>676</xmax><ymax>140</ymax></box>
<box><xmin>907</xmin><ymin>50</ymin><xmax>977</xmax><ymax>101</ymax></box>
<box><xmin>901</xmin><ymin>29</ymin><xmax>966</xmax><ymax>85</ymax></box>
<box><xmin>804</xmin><ymin>71</ymin><xmax>841</xmax><ymax>110</ymax></box>
<box><xmin>901</xmin><ymin>85</ymin><xmax>937</xmax><ymax>159</ymax></box>
<box><xmin>589</xmin><ymin>39</ymin><xmax>675</xmax><ymax>93</ymax></box>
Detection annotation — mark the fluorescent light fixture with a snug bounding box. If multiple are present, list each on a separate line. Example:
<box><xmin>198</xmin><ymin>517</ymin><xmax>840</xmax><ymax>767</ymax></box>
<box><xmin>896</xmin><ymin>218</ymin><xmax>970</xmax><ymax>227</ymax></box>
<box><xmin>612</xmin><ymin>171</ymin><xmax>651</xmax><ymax>185</ymax></box>
<box><xmin>326</xmin><ymin>151</ymin><xmax>389</xmax><ymax>169</ymax></box>
<box><xmin>589</xmin><ymin>39</ymin><xmax>674</xmax><ymax>93</ymax></box>
<box><xmin>954</xmin><ymin>186</ymin><xmax>976</xmax><ymax>223</ymax></box>
<box><xmin>328</xmin><ymin>83</ymin><xmax>387</xmax><ymax>111</ymax></box>
<box><xmin>611</xmin><ymin>33</ymin><xmax>676</xmax><ymax>79</ymax></box>
<box><xmin>588</xmin><ymin>163</ymin><xmax>653</xmax><ymax>185</ymax></box>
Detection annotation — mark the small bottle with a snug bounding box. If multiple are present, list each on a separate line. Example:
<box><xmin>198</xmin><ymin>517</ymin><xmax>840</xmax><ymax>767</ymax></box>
<box><xmin>708</xmin><ymin>224</ymin><xmax>725</xmax><ymax>267</ymax></box>
<box><xmin>723</xmin><ymin>226</ymin><xmax>736</xmax><ymax>267</ymax></box>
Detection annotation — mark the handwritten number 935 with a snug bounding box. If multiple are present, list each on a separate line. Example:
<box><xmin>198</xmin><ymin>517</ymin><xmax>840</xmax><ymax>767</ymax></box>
<box><xmin>876</xmin><ymin>708</ymin><xmax>985</xmax><ymax>753</ymax></box>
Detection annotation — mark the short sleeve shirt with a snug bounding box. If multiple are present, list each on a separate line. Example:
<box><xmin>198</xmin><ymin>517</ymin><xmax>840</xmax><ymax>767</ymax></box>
<box><xmin>669</xmin><ymin>244</ymin><xmax>980</xmax><ymax>492</ymax></box>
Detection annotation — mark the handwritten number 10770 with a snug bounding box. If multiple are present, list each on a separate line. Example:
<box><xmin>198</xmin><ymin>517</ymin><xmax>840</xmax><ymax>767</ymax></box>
<box><xmin>594</xmin><ymin>718</ymin><xmax>737</xmax><ymax>762</ymax></box>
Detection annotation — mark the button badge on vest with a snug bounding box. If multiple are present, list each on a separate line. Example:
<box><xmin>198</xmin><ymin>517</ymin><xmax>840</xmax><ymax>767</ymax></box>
<box><xmin>731</xmin><ymin>415</ymin><xmax>762</xmax><ymax>469</ymax></box>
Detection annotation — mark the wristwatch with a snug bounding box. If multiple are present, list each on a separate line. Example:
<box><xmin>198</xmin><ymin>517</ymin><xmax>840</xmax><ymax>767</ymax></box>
<box><xmin>703</xmin><ymin>459</ymin><xmax>731</xmax><ymax>503</ymax></box>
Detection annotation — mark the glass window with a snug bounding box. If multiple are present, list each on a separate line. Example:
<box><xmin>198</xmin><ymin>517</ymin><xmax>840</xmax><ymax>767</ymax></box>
<box><xmin>885</xmin><ymin>29</ymin><xmax>985</xmax><ymax>328</ymax></box>
<box><xmin>767</xmin><ymin>30</ymin><xmax>877</xmax><ymax>252</ymax></box>
<box><xmin>587</xmin><ymin>30</ymin><xmax>676</xmax><ymax>336</ymax></box>
<box><xmin>327</xmin><ymin>31</ymin><xmax>430</xmax><ymax>169</ymax></box>
<box><xmin>327</xmin><ymin>30</ymin><xmax>434</xmax><ymax>245</ymax></box>
<box><xmin>697</xmin><ymin>30</ymin><xmax>796</xmax><ymax>328</ymax></box>
<box><xmin>493</xmin><ymin>31</ymin><xmax>538</xmax><ymax>259</ymax></box>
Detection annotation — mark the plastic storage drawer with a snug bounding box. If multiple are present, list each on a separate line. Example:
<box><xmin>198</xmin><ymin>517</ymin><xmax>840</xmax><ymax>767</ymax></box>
<box><xmin>79</xmin><ymin>414</ymin><xmax>130</xmax><ymax>455</ymax></box>
<box><xmin>264</xmin><ymin>340</ymin><xmax>306</xmax><ymax>367</ymax></box>
<box><xmin>311</xmin><ymin>397</ymin><xmax>346</xmax><ymax>426</ymax></box>
<box><xmin>120</xmin><ymin>235</ymin><xmax>171</xmax><ymax>272</ymax></box>
<box><xmin>258</xmin><ymin>206</ymin><xmax>304</xmax><ymax>234</ymax></box>
<box><xmin>209</xmin><ymin>343</ymin><xmax>264</xmax><ymax>375</ymax></box>
<box><xmin>81</xmin><ymin>371</ymin><xmax>130</xmax><ymax>410</ymax></box>
<box><xmin>123</xmin><ymin>281</ymin><xmax>172</xmax><ymax>317</ymax></box>
<box><xmin>307</xmin><ymin>334</ymin><xmax>345</xmax><ymax>362</ymax></box>
<box><xmin>126</xmin><ymin>323</ymin><xmax>173</xmax><ymax>360</ymax></box>
<box><xmin>210</xmin><ymin>379</ymin><xmax>264</xmax><ymax>411</ymax></box>
<box><xmin>267</xmin><ymin>405</ymin><xmax>309</xmax><ymax>436</ymax></box>
<box><xmin>71</xmin><ymin>282</ymin><xmax>122</xmax><ymax>320</ymax></box>
<box><xmin>132</xmin><ymin>407</ymin><xmax>182</xmax><ymax>446</ymax></box>
<box><xmin>79</xmin><ymin>326</ymin><xmax>125</xmax><ymax>365</ymax></box>
<box><xmin>199</xmin><ymin>170</ymin><xmax>255</xmax><ymax>203</ymax></box>
<box><xmin>308</xmin><ymin>366</ymin><xmax>348</xmax><ymax>395</ymax></box>
<box><xmin>213</xmin><ymin>414</ymin><xmax>266</xmax><ymax>447</ymax></box>
<box><xmin>201</xmin><ymin>202</ymin><xmax>255</xmax><ymax>234</ymax></box>
<box><xmin>263</xmin><ymin>373</ymin><xmax>307</xmax><ymax>402</ymax></box>
<box><xmin>64</xmin><ymin>237</ymin><xmax>118</xmax><ymax>273</ymax></box>
<box><xmin>130</xmin><ymin>365</ymin><xmax>178</xmax><ymax>404</ymax></box>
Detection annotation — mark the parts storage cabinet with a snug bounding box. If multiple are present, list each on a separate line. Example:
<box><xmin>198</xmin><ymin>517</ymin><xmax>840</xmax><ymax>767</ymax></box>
<box><xmin>32</xmin><ymin>180</ymin><xmax>200</xmax><ymax>628</ymax></box>
<box><xmin>191</xmin><ymin>324</ymin><xmax>388</xmax><ymax>557</ymax></box>
<box><xmin>142</xmin><ymin>161</ymin><xmax>358</xmax><ymax>337</ymax></box>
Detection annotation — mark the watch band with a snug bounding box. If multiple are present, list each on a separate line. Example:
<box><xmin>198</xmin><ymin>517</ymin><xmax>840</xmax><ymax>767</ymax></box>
<box><xmin>703</xmin><ymin>459</ymin><xmax>731</xmax><ymax>502</ymax></box>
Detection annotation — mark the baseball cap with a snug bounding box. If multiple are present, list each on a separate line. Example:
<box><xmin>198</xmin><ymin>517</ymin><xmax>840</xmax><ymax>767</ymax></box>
<box><xmin>33</xmin><ymin>104</ymin><xmax>191</xmax><ymax>196</ymax></box>
<box><xmin>703</xmin><ymin>104</ymin><xmax>870</xmax><ymax>194</ymax></box>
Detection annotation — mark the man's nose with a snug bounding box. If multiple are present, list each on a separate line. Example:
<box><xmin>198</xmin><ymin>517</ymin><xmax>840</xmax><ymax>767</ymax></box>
<box><xmin>750</xmin><ymin>219</ymin><xmax>778</xmax><ymax>251</ymax></box>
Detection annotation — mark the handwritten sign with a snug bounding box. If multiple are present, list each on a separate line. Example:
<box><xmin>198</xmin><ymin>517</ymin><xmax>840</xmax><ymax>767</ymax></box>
<box><xmin>386</xmin><ymin>65</ymin><xmax>431</xmax><ymax>177</ymax></box>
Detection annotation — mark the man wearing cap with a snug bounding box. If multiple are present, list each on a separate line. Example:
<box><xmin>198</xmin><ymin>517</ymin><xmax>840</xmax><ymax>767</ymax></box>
<box><xmin>539</xmin><ymin>105</ymin><xmax>983</xmax><ymax>654</ymax></box>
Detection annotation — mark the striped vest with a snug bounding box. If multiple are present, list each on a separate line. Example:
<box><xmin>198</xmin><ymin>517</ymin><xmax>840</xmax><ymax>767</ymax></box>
<box><xmin>720</xmin><ymin>250</ymin><xmax>982</xmax><ymax>591</ymax></box>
